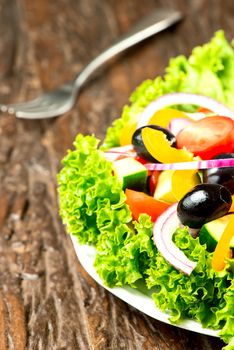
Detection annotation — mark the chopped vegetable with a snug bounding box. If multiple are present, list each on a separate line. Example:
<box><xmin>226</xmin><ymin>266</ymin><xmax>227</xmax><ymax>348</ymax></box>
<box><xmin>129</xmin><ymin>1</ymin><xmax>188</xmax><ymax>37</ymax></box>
<box><xmin>176</xmin><ymin>116</ymin><xmax>234</xmax><ymax>160</ymax></box>
<box><xmin>171</xmin><ymin>169</ymin><xmax>200</xmax><ymax>201</ymax></box>
<box><xmin>125</xmin><ymin>188</ymin><xmax>170</xmax><ymax>222</ymax></box>
<box><xmin>153</xmin><ymin>169</ymin><xmax>200</xmax><ymax>204</ymax></box>
<box><xmin>198</xmin><ymin>107</ymin><xmax>213</xmax><ymax>115</ymax></box>
<box><xmin>153</xmin><ymin>203</ymin><xmax>197</xmax><ymax>275</ymax></box>
<box><xmin>104</xmin><ymin>145</ymin><xmax>136</xmax><ymax>161</ymax></box>
<box><xmin>177</xmin><ymin>184</ymin><xmax>232</xmax><ymax>228</ymax></box>
<box><xmin>119</xmin><ymin>121</ymin><xmax>137</xmax><ymax>146</ymax></box>
<box><xmin>148</xmin><ymin>170</ymin><xmax>160</xmax><ymax>196</ymax></box>
<box><xmin>112</xmin><ymin>157</ymin><xmax>147</xmax><ymax>190</ymax></box>
<box><xmin>141</xmin><ymin>128</ymin><xmax>194</xmax><ymax>163</ymax></box>
<box><xmin>168</xmin><ymin>117</ymin><xmax>192</xmax><ymax>136</ymax></box>
<box><xmin>212</xmin><ymin>215</ymin><xmax>234</xmax><ymax>271</ymax></box>
<box><xmin>203</xmin><ymin>153</ymin><xmax>234</xmax><ymax>194</ymax></box>
<box><xmin>132</xmin><ymin>125</ymin><xmax>176</xmax><ymax>162</ymax></box>
<box><xmin>145</xmin><ymin>157</ymin><xmax>234</xmax><ymax>171</ymax></box>
<box><xmin>199</xmin><ymin>214</ymin><xmax>234</xmax><ymax>252</ymax></box>
<box><xmin>230</xmin><ymin>196</ymin><xmax>234</xmax><ymax>211</ymax></box>
<box><xmin>153</xmin><ymin>170</ymin><xmax>177</xmax><ymax>204</ymax></box>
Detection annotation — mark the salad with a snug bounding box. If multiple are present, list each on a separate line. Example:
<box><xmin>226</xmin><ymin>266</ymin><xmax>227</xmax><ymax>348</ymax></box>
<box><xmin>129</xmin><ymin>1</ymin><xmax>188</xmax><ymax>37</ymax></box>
<box><xmin>58</xmin><ymin>31</ymin><xmax>234</xmax><ymax>349</ymax></box>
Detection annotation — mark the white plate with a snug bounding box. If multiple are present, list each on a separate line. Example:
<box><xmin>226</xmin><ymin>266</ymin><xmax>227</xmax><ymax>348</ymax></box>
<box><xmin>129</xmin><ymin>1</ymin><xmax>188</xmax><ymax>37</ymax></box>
<box><xmin>71</xmin><ymin>235</ymin><xmax>219</xmax><ymax>338</ymax></box>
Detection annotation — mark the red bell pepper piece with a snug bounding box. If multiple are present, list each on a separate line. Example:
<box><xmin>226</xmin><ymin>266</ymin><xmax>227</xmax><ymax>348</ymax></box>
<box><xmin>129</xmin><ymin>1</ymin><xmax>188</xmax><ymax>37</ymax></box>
<box><xmin>125</xmin><ymin>189</ymin><xmax>170</xmax><ymax>222</ymax></box>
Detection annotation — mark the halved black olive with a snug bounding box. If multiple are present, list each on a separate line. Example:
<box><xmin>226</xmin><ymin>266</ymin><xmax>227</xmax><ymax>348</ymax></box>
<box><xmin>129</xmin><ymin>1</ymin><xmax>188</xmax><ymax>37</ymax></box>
<box><xmin>132</xmin><ymin>125</ymin><xmax>176</xmax><ymax>162</ymax></box>
<box><xmin>203</xmin><ymin>153</ymin><xmax>234</xmax><ymax>194</ymax></box>
<box><xmin>177</xmin><ymin>183</ymin><xmax>232</xmax><ymax>228</ymax></box>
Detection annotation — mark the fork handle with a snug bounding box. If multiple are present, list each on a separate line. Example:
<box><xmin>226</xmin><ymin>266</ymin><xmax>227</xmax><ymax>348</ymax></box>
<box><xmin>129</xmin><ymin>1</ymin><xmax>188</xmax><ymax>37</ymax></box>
<box><xmin>74</xmin><ymin>9</ymin><xmax>182</xmax><ymax>89</ymax></box>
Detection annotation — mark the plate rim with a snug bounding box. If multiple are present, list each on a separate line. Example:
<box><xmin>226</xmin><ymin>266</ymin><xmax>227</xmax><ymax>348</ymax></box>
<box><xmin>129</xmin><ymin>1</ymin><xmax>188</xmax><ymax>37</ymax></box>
<box><xmin>70</xmin><ymin>234</ymin><xmax>219</xmax><ymax>338</ymax></box>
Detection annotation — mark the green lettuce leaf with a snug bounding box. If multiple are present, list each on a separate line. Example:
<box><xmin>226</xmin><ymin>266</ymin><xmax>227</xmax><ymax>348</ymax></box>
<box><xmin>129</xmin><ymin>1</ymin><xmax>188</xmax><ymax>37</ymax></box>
<box><xmin>214</xmin><ymin>278</ymin><xmax>234</xmax><ymax>345</ymax></box>
<box><xmin>58</xmin><ymin>134</ymin><xmax>130</xmax><ymax>244</ymax></box>
<box><xmin>146</xmin><ymin>228</ymin><xmax>232</xmax><ymax>329</ymax></box>
<box><xmin>95</xmin><ymin>214</ymin><xmax>156</xmax><ymax>287</ymax></box>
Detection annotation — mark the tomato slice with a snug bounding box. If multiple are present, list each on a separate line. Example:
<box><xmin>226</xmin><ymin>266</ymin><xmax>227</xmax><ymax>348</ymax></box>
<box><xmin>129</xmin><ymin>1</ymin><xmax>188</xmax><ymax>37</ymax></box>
<box><xmin>125</xmin><ymin>189</ymin><xmax>170</xmax><ymax>222</ymax></box>
<box><xmin>176</xmin><ymin>116</ymin><xmax>234</xmax><ymax>160</ymax></box>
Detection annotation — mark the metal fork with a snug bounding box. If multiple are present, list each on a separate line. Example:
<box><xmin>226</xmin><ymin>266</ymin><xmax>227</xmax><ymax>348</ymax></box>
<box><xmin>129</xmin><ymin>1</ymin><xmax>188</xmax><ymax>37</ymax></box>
<box><xmin>0</xmin><ymin>9</ymin><xmax>182</xmax><ymax>119</ymax></box>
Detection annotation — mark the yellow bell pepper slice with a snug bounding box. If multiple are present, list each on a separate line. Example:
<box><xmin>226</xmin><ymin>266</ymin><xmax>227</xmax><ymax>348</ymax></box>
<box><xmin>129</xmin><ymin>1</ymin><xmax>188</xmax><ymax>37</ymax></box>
<box><xmin>230</xmin><ymin>195</ymin><xmax>234</xmax><ymax>212</ymax></box>
<box><xmin>212</xmin><ymin>214</ymin><xmax>234</xmax><ymax>271</ymax></box>
<box><xmin>172</xmin><ymin>169</ymin><xmax>200</xmax><ymax>201</ymax></box>
<box><xmin>119</xmin><ymin>121</ymin><xmax>137</xmax><ymax>146</ymax></box>
<box><xmin>149</xmin><ymin>108</ymin><xmax>192</xmax><ymax>128</ymax></box>
<box><xmin>154</xmin><ymin>169</ymin><xmax>200</xmax><ymax>204</ymax></box>
<box><xmin>141</xmin><ymin>127</ymin><xmax>194</xmax><ymax>163</ymax></box>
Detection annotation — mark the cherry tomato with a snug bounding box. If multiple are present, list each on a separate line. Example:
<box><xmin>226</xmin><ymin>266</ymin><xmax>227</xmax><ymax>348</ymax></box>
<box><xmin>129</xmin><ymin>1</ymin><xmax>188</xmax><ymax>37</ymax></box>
<box><xmin>125</xmin><ymin>189</ymin><xmax>170</xmax><ymax>222</ymax></box>
<box><xmin>176</xmin><ymin>116</ymin><xmax>234</xmax><ymax>160</ymax></box>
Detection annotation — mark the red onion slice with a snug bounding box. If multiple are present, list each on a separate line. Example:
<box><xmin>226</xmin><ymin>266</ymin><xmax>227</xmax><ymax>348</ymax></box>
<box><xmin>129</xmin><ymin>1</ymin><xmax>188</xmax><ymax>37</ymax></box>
<box><xmin>145</xmin><ymin>158</ymin><xmax>234</xmax><ymax>171</ymax></box>
<box><xmin>186</xmin><ymin>112</ymin><xmax>208</xmax><ymax>120</ymax></box>
<box><xmin>153</xmin><ymin>204</ymin><xmax>197</xmax><ymax>275</ymax></box>
<box><xmin>168</xmin><ymin>118</ymin><xmax>192</xmax><ymax>135</ymax></box>
<box><xmin>107</xmin><ymin>145</ymin><xmax>135</xmax><ymax>153</ymax></box>
<box><xmin>137</xmin><ymin>93</ymin><xmax>234</xmax><ymax>128</ymax></box>
<box><xmin>104</xmin><ymin>145</ymin><xmax>137</xmax><ymax>161</ymax></box>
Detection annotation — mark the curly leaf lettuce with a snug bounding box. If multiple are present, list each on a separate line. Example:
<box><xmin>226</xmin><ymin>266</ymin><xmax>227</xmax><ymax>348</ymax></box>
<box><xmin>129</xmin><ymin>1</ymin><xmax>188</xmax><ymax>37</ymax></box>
<box><xmin>58</xmin><ymin>134</ymin><xmax>130</xmax><ymax>244</ymax></box>
<box><xmin>215</xmin><ymin>278</ymin><xmax>234</xmax><ymax>347</ymax></box>
<box><xmin>95</xmin><ymin>214</ymin><xmax>156</xmax><ymax>287</ymax></box>
<box><xmin>146</xmin><ymin>228</ymin><xmax>232</xmax><ymax>329</ymax></box>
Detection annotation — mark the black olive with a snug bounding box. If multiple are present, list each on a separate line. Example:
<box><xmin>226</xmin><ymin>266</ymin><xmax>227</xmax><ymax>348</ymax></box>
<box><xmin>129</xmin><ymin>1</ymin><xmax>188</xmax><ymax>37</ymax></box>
<box><xmin>177</xmin><ymin>183</ymin><xmax>232</xmax><ymax>228</ymax></box>
<box><xmin>132</xmin><ymin>125</ymin><xmax>177</xmax><ymax>162</ymax></box>
<box><xmin>203</xmin><ymin>153</ymin><xmax>234</xmax><ymax>194</ymax></box>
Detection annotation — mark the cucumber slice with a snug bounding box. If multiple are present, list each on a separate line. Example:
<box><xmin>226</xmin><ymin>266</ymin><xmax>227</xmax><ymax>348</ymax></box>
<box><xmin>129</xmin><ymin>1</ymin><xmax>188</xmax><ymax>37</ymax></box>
<box><xmin>113</xmin><ymin>157</ymin><xmax>147</xmax><ymax>191</ymax></box>
<box><xmin>199</xmin><ymin>214</ymin><xmax>234</xmax><ymax>251</ymax></box>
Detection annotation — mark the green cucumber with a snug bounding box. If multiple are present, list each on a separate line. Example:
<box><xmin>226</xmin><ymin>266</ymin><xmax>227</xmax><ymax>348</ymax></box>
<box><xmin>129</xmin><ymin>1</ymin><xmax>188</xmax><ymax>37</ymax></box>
<box><xmin>112</xmin><ymin>157</ymin><xmax>147</xmax><ymax>191</ymax></box>
<box><xmin>199</xmin><ymin>214</ymin><xmax>234</xmax><ymax>252</ymax></box>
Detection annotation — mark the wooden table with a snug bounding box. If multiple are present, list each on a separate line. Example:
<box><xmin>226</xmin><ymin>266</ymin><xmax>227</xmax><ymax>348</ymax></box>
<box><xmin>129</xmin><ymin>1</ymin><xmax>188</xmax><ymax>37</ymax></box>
<box><xmin>0</xmin><ymin>0</ymin><xmax>232</xmax><ymax>349</ymax></box>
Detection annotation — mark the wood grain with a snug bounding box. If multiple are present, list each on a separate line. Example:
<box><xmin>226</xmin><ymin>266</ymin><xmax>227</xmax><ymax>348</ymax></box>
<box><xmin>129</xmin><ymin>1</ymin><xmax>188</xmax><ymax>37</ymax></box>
<box><xmin>0</xmin><ymin>0</ymin><xmax>233</xmax><ymax>348</ymax></box>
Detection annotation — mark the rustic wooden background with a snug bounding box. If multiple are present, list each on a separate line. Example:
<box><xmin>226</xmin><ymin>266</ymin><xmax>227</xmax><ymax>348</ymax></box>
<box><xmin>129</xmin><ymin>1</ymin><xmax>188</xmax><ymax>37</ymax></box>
<box><xmin>0</xmin><ymin>0</ymin><xmax>233</xmax><ymax>349</ymax></box>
